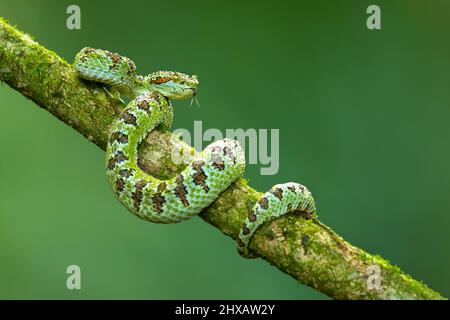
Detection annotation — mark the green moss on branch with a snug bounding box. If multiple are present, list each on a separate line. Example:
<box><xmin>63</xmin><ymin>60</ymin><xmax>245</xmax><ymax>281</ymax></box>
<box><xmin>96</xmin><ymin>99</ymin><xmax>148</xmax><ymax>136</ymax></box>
<box><xmin>0</xmin><ymin>17</ymin><xmax>445</xmax><ymax>300</ymax></box>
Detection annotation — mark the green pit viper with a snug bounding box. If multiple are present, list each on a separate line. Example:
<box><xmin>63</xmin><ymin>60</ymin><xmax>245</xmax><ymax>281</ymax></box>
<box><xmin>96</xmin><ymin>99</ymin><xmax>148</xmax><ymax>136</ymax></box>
<box><xmin>74</xmin><ymin>47</ymin><xmax>316</xmax><ymax>258</ymax></box>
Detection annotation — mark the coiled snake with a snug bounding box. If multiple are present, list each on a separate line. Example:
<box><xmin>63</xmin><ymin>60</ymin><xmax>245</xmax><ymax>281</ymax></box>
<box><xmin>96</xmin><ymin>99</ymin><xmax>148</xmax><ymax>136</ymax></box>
<box><xmin>74</xmin><ymin>48</ymin><xmax>316</xmax><ymax>258</ymax></box>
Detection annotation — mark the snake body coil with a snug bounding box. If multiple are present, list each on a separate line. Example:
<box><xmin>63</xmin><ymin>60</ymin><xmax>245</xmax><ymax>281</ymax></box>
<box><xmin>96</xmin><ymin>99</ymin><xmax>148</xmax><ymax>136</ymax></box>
<box><xmin>75</xmin><ymin>48</ymin><xmax>316</xmax><ymax>257</ymax></box>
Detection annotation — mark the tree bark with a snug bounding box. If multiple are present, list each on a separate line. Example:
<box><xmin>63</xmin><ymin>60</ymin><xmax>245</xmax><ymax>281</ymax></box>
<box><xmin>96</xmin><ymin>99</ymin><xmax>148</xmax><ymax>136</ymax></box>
<box><xmin>0</xmin><ymin>17</ymin><xmax>445</xmax><ymax>300</ymax></box>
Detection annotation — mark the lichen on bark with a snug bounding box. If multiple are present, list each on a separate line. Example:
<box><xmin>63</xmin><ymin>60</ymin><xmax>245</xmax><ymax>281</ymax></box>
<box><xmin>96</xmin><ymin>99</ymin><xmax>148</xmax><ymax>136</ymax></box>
<box><xmin>0</xmin><ymin>17</ymin><xmax>445</xmax><ymax>300</ymax></box>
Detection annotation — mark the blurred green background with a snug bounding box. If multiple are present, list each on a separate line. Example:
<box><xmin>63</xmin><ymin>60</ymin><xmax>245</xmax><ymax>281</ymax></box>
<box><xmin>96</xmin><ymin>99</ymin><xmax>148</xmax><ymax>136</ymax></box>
<box><xmin>1</xmin><ymin>0</ymin><xmax>449</xmax><ymax>299</ymax></box>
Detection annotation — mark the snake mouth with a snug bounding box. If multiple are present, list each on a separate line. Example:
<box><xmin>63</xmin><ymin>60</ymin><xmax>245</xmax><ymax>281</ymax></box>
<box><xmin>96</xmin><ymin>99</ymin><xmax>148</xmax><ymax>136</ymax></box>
<box><xmin>191</xmin><ymin>88</ymin><xmax>197</xmax><ymax>96</ymax></box>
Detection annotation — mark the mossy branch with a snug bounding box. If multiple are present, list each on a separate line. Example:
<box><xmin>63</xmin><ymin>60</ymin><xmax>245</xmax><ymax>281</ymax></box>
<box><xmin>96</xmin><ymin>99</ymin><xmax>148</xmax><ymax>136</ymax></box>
<box><xmin>0</xmin><ymin>17</ymin><xmax>445</xmax><ymax>300</ymax></box>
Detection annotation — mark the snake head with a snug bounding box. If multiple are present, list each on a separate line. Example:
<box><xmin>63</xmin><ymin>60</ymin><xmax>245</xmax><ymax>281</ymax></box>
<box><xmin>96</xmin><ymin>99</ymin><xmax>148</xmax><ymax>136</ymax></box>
<box><xmin>147</xmin><ymin>71</ymin><xmax>198</xmax><ymax>100</ymax></box>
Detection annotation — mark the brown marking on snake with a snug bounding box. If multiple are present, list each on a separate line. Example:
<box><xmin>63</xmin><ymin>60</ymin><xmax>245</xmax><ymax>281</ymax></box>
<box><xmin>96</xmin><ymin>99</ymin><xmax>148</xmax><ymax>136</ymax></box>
<box><xmin>115</xmin><ymin>178</ymin><xmax>125</xmax><ymax>193</ymax></box>
<box><xmin>114</xmin><ymin>151</ymin><xmax>128</xmax><ymax>163</ymax></box>
<box><xmin>132</xmin><ymin>180</ymin><xmax>148</xmax><ymax>212</ymax></box>
<box><xmin>248</xmin><ymin>212</ymin><xmax>257</xmax><ymax>222</ymax></box>
<box><xmin>271</xmin><ymin>187</ymin><xmax>284</xmax><ymax>200</ymax></box>
<box><xmin>242</xmin><ymin>224</ymin><xmax>251</xmax><ymax>236</ymax></box>
<box><xmin>152</xmin><ymin>182</ymin><xmax>167</xmax><ymax>213</ymax></box>
<box><xmin>110</xmin><ymin>53</ymin><xmax>121</xmax><ymax>63</ymax></box>
<box><xmin>258</xmin><ymin>197</ymin><xmax>269</xmax><ymax>210</ymax></box>
<box><xmin>107</xmin><ymin>151</ymin><xmax>128</xmax><ymax>170</ymax></box>
<box><xmin>237</xmin><ymin>238</ymin><xmax>246</xmax><ymax>248</ymax></box>
<box><xmin>287</xmin><ymin>203</ymin><xmax>293</xmax><ymax>212</ymax></box>
<box><xmin>109</xmin><ymin>132</ymin><xmax>128</xmax><ymax>145</ymax></box>
<box><xmin>223</xmin><ymin>145</ymin><xmax>236</xmax><ymax>164</ymax></box>
<box><xmin>298</xmin><ymin>211</ymin><xmax>313</xmax><ymax>220</ymax></box>
<box><xmin>126</xmin><ymin>59</ymin><xmax>136</xmax><ymax>72</ymax></box>
<box><xmin>150</xmin><ymin>92</ymin><xmax>161</xmax><ymax>104</ymax></box>
<box><xmin>137</xmin><ymin>99</ymin><xmax>151</xmax><ymax>114</ymax></box>
<box><xmin>174</xmin><ymin>175</ymin><xmax>189</xmax><ymax>207</ymax></box>
<box><xmin>83</xmin><ymin>47</ymin><xmax>95</xmax><ymax>54</ymax></box>
<box><xmin>223</xmin><ymin>146</ymin><xmax>233</xmax><ymax>157</ymax></box>
<box><xmin>121</xmin><ymin>111</ymin><xmax>137</xmax><ymax>126</ymax></box>
<box><xmin>107</xmin><ymin>158</ymin><xmax>116</xmax><ymax>170</ymax></box>
<box><xmin>287</xmin><ymin>185</ymin><xmax>296</xmax><ymax>193</ymax></box>
<box><xmin>105</xmin><ymin>52</ymin><xmax>122</xmax><ymax>70</ymax></box>
<box><xmin>192</xmin><ymin>160</ymin><xmax>210</xmax><ymax>192</ymax></box>
<box><xmin>211</xmin><ymin>156</ymin><xmax>225</xmax><ymax>171</ymax></box>
<box><xmin>119</xmin><ymin>169</ymin><xmax>133</xmax><ymax>178</ymax></box>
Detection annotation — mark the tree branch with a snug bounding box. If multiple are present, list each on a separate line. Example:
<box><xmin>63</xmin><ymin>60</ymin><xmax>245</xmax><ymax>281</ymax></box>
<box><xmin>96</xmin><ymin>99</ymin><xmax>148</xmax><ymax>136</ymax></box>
<box><xmin>0</xmin><ymin>17</ymin><xmax>445</xmax><ymax>300</ymax></box>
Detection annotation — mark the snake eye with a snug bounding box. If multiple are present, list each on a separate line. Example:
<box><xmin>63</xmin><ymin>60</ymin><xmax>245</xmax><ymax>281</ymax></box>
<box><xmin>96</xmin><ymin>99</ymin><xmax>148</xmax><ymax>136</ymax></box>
<box><xmin>153</xmin><ymin>77</ymin><xmax>171</xmax><ymax>84</ymax></box>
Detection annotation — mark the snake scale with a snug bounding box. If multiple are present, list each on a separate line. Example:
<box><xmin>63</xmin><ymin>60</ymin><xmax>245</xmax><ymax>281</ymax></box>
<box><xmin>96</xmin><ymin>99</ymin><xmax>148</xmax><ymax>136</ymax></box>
<box><xmin>74</xmin><ymin>47</ymin><xmax>316</xmax><ymax>258</ymax></box>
